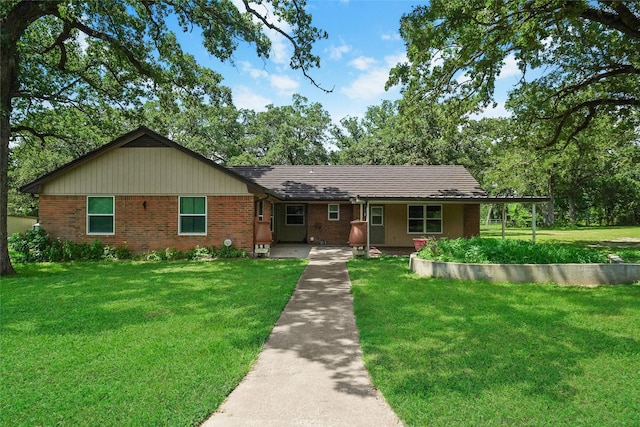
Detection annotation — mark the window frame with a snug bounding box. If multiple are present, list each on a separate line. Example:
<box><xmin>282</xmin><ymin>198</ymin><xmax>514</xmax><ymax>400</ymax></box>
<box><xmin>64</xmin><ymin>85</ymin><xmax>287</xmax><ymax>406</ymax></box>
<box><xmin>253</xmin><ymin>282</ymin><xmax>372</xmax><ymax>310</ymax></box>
<box><xmin>370</xmin><ymin>205</ymin><xmax>384</xmax><ymax>226</ymax></box>
<box><xmin>258</xmin><ymin>200</ymin><xmax>265</xmax><ymax>221</ymax></box>
<box><xmin>270</xmin><ymin>202</ymin><xmax>274</xmax><ymax>232</ymax></box>
<box><xmin>285</xmin><ymin>204</ymin><xmax>305</xmax><ymax>226</ymax></box>
<box><xmin>178</xmin><ymin>196</ymin><xmax>208</xmax><ymax>236</ymax></box>
<box><xmin>407</xmin><ymin>204</ymin><xmax>443</xmax><ymax>234</ymax></box>
<box><xmin>328</xmin><ymin>204</ymin><xmax>340</xmax><ymax>221</ymax></box>
<box><xmin>86</xmin><ymin>196</ymin><xmax>115</xmax><ymax>235</ymax></box>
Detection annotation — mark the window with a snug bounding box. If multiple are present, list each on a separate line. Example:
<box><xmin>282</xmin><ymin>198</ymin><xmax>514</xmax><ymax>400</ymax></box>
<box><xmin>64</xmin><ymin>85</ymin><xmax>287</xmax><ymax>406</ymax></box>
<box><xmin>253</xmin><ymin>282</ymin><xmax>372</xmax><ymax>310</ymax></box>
<box><xmin>179</xmin><ymin>196</ymin><xmax>207</xmax><ymax>235</ymax></box>
<box><xmin>270</xmin><ymin>202</ymin><xmax>274</xmax><ymax>232</ymax></box>
<box><xmin>328</xmin><ymin>204</ymin><xmax>339</xmax><ymax>221</ymax></box>
<box><xmin>87</xmin><ymin>196</ymin><xmax>114</xmax><ymax>235</ymax></box>
<box><xmin>370</xmin><ymin>206</ymin><xmax>384</xmax><ymax>226</ymax></box>
<box><xmin>258</xmin><ymin>200</ymin><xmax>265</xmax><ymax>221</ymax></box>
<box><xmin>285</xmin><ymin>204</ymin><xmax>305</xmax><ymax>225</ymax></box>
<box><xmin>408</xmin><ymin>205</ymin><xmax>442</xmax><ymax>234</ymax></box>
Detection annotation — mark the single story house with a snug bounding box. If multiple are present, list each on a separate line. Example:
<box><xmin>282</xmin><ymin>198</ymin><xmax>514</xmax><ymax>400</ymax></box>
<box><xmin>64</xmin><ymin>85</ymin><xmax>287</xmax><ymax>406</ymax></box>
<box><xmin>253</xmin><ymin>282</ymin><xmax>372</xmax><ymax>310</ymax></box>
<box><xmin>21</xmin><ymin>127</ymin><xmax>542</xmax><ymax>254</ymax></box>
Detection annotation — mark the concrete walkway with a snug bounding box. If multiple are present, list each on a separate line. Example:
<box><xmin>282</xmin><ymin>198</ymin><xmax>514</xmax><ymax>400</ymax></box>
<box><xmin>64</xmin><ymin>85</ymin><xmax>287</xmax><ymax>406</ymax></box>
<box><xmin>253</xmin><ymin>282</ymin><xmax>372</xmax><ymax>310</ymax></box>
<box><xmin>203</xmin><ymin>247</ymin><xmax>401</xmax><ymax>426</ymax></box>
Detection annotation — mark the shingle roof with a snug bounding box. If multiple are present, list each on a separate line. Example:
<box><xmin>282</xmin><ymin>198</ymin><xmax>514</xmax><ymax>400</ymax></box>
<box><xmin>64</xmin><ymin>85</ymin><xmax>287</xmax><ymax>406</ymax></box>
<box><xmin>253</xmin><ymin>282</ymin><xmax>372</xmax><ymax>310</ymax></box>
<box><xmin>230</xmin><ymin>165</ymin><xmax>488</xmax><ymax>201</ymax></box>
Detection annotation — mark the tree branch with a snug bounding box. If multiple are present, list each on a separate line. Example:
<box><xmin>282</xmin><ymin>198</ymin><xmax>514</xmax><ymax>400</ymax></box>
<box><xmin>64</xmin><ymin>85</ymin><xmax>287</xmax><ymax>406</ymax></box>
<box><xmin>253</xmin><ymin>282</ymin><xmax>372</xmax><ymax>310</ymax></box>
<box><xmin>10</xmin><ymin>125</ymin><xmax>63</xmax><ymax>147</ymax></box>
<box><xmin>52</xmin><ymin>13</ymin><xmax>159</xmax><ymax>81</ymax></box>
<box><xmin>581</xmin><ymin>2</ymin><xmax>640</xmax><ymax>39</ymax></box>
<box><xmin>555</xmin><ymin>65</ymin><xmax>640</xmax><ymax>101</ymax></box>
<box><xmin>241</xmin><ymin>0</ymin><xmax>332</xmax><ymax>93</ymax></box>
<box><xmin>543</xmin><ymin>98</ymin><xmax>640</xmax><ymax>148</ymax></box>
<box><xmin>42</xmin><ymin>20</ymin><xmax>73</xmax><ymax>70</ymax></box>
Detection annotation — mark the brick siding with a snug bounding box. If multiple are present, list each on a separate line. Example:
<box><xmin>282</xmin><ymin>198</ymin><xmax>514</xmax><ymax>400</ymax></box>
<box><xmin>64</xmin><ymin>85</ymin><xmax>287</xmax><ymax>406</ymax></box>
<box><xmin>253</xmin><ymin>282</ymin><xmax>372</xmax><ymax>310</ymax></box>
<box><xmin>38</xmin><ymin>195</ymin><xmax>254</xmax><ymax>253</ymax></box>
<box><xmin>306</xmin><ymin>203</ymin><xmax>354</xmax><ymax>245</ymax></box>
<box><xmin>463</xmin><ymin>204</ymin><xmax>480</xmax><ymax>238</ymax></box>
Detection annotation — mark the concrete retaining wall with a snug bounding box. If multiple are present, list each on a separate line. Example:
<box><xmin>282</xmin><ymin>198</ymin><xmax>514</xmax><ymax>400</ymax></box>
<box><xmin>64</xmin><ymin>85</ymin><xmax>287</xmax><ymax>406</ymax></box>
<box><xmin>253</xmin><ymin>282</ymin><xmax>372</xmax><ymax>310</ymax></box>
<box><xmin>409</xmin><ymin>254</ymin><xmax>640</xmax><ymax>286</ymax></box>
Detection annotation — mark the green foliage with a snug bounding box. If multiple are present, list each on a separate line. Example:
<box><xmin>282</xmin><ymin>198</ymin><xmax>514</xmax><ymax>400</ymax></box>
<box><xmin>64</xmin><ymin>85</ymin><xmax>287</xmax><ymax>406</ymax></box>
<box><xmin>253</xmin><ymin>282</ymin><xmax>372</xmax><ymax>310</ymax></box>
<box><xmin>2</xmin><ymin>0</ymin><xmax>329</xmax><ymax>275</ymax></box>
<box><xmin>188</xmin><ymin>245</ymin><xmax>212</xmax><ymax>260</ymax></box>
<box><xmin>8</xmin><ymin>229</ymin><xmax>115</xmax><ymax>262</ymax></box>
<box><xmin>390</xmin><ymin>1</ymin><xmax>640</xmax><ymax>149</ymax></box>
<box><xmin>1</xmin><ymin>259</ymin><xmax>307</xmax><ymax>425</ymax></box>
<box><xmin>7</xmin><ymin>229</ymin><xmax>51</xmax><ymax>263</ymax></box>
<box><xmin>417</xmin><ymin>237</ymin><xmax>608</xmax><ymax>264</ymax></box>
<box><xmin>232</xmin><ymin>94</ymin><xmax>331</xmax><ymax>165</ymax></box>
<box><xmin>8</xmin><ymin>229</ymin><xmax>249</xmax><ymax>263</ymax></box>
<box><xmin>349</xmin><ymin>258</ymin><xmax>640</xmax><ymax>426</ymax></box>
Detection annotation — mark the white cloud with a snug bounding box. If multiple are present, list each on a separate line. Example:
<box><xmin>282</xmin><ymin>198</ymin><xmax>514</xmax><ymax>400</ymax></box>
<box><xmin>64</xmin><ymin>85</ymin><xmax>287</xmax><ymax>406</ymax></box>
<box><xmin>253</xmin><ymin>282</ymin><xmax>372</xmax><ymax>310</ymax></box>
<box><xmin>267</xmin><ymin>30</ymin><xmax>290</xmax><ymax>64</ymax></box>
<box><xmin>498</xmin><ymin>54</ymin><xmax>521</xmax><ymax>80</ymax></box>
<box><xmin>348</xmin><ymin>56</ymin><xmax>376</xmax><ymax>71</ymax></box>
<box><xmin>326</xmin><ymin>43</ymin><xmax>351</xmax><ymax>60</ymax></box>
<box><xmin>341</xmin><ymin>68</ymin><xmax>390</xmax><ymax>100</ymax></box>
<box><xmin>241</xmin><ymin>61</ymin><xmax>269</xmax><ymax>79</ymax></box>
<box><xmin>381</xmin><ymin>32</ymin><xmax>401</xmax><ymax>41</ymax></box>
<box><xmin>270</xmin><ymin>74</ymin><xmax>299</xmax><ymax>95</ymax></box>
<box><xmin>341</xmin><ymin>51</ymin><xmax>407</xmax><ymax>100</ymax></box>
<box><xmin>232</xmin><ymin>0</ymin><xmax>291</xmax><ymax>64</ymax></box>
<box><xmin>471</xmin><ymin>101</ymin><xmax>512</xmax><ymax>119</ymax></box>
<box><xmin>233</xmin><ymin>85</ymin><xmax>272</xmax><ymax>111</ymax></box>
<box><xmin>76</xmin><ymin>30</ymin><xmax>89</xmax><ymax>53</ymax></box>
<box><xmin>384</xmin><ymin>52</ymin><xmax>407</xmax><ymax>68</ymax></box>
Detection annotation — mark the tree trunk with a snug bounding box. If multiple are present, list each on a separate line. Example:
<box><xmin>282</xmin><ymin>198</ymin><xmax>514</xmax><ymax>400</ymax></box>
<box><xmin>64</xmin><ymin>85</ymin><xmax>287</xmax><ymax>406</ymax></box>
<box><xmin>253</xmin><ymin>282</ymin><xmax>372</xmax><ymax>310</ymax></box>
<box><xmin>568</xmin><ymin>196</ymin><xmax>576</xmax><ymax>224</ymax></box>
<box><xmin>543</xmin><ymin>177</ymin><xmax>555</xmax><ymax>226</ymax></box>
<box><xmin>1</xmin><ymin>24</ymin><xmax>17</xmax><ymax>276</ymax></box>
<box><xmin>1</xmin><ymin>1</ymin><xmax>60</xmax><ymax>275</ymax></box>
<box><xmin>485</xmin><ymin>204</ymin><xmax>493</xmax><ymax>226</ymax></box>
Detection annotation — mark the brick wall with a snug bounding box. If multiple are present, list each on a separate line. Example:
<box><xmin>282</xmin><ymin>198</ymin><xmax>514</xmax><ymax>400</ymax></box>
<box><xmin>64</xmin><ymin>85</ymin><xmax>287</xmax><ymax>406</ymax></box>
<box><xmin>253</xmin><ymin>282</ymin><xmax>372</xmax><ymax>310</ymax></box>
<box><xmin>463</xmin><ymin>204</ymin><xmax>480</xmax><ymax>238</ymax></box>
<box><xmin>306</xmin><ymin>203</ymin><xmax>354</xmax><ymax>245</ymax></box>
<box><xmin>38</xmin><ymin>195</ymin><xmax>254</xmax><ymax>253</ymax></box>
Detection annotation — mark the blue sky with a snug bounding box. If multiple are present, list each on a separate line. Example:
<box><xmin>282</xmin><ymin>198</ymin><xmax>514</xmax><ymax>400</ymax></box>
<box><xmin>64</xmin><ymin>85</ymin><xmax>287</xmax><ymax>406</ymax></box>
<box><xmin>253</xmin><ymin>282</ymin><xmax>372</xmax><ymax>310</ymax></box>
<box><xmin>174</xmin><ymin>0</ymin><xmax>518</xmax><ymax>123</ymax></box>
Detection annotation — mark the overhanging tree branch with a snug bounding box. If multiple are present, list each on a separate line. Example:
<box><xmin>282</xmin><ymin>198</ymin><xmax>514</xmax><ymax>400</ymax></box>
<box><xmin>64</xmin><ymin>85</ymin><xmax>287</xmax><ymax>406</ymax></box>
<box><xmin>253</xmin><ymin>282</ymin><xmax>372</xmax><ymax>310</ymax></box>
<box><xmin>241</xmin><ymin>0</ymin><xmax>332</xmax><ymax>93</ymax></box>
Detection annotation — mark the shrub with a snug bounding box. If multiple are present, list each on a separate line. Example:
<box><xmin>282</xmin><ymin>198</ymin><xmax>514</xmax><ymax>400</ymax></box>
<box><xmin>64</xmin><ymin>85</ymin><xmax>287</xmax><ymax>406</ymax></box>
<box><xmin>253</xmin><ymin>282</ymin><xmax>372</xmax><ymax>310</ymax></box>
<box><xmin>145</xmin><ymin>251</ymin><xmax>163</xmax><ymax>261</ymax></box>
<box><xmin>8</xmin><ymin>228</ymin><xmax>51</xmax><ymax>262</ymax></box>
<box><xmin>214</xmin><ymin>245</ymin><xmax>247</xmax><ymax>258</ymax></box>
<box><xmin>8</xmin><ymin>229</ymin><xmax>131</xmax><ymax>263</ymax></box>
<box><xmin>188</xmin><ymin>246</ymin><xmax>212</xmax><ymax>261</ymax></box>
<box><xmin>417</xmin><ymin>237</ymin><xmax>608</xmax><ymax>264</ymax></box>
<box><xmin>9</xmin><ymin>229</ymin><xmax>247</xmax><ymax>263</ymax></box>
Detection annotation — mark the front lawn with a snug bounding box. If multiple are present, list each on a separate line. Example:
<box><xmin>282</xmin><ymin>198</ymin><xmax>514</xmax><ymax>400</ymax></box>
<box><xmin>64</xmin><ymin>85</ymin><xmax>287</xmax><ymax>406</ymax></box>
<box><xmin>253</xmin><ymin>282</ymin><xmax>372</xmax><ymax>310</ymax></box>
<box><xmin>1</xmin><ymin>259</ymin><xmax>306</xmax><ymax>426</ymax></box>
<box><xmin>349</xmin><ymin>257</ymin><xmax>640</xmax><ymax>426</ymax></box>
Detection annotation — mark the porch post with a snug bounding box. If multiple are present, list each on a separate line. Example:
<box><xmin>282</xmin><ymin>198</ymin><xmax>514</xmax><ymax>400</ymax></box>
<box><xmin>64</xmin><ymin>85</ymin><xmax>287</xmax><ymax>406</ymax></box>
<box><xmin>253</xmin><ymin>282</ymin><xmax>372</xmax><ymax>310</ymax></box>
<box><xmin>365</xmin><ymin>201</ymin><xmax>370</xmax><ymax>258</ymax></box>
<box><xmin>501</xmin><ymin>204</ymin><xmax>506</xmax><ymax>239</ymax></box>
<box><xmin>532</xmin><ymin>203</ymin><xmax>537</xmax><ymax>244</ymax></box>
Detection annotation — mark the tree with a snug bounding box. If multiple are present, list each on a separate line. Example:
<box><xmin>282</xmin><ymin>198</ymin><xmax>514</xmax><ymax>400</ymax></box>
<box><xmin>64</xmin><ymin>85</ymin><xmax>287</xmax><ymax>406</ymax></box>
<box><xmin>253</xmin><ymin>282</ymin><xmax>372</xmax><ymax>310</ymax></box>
<box><xmin>1</xmin><ymin>0</ymin><xmax>327</xmax><ymax>275</ymax></box>
<box><xmin>233</xmin><ymin>94</ymin><xmax>331</xmax><ymax>165</ymax></box>
<box><xmin>332</xmin><ymin>100</ymin><xmax>493</xmax><ymax>170</ymax></box>
<box><xmin>389</xmin><ymin>0</ymin><xmax>640</xmax><ymax>150</ymax></box>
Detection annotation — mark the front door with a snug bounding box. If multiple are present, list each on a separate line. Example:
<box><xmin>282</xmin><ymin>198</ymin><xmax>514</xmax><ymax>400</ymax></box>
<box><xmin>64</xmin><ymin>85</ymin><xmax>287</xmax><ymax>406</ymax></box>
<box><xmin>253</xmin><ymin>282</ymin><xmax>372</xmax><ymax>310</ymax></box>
<box><xmin>276</xmin><ymin>203</ymin><xmax>308</xmax><ymax>243</ymax></box>
<box><xmin>370</xmin><ymin>205</ymin><xmax>385</xmax><ymax>245</ymax></box>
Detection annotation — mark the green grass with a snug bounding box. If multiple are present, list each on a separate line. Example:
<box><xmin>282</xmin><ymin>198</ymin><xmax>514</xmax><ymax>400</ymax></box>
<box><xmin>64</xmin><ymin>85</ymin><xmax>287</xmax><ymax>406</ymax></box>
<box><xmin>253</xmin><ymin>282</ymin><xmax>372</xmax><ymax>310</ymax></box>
<box><xmin>1</xmin><ymin>259</ymin><xmax>307</xmax><ymax>426</ymax></box>
<box><xmin>349</xmin><ymin>257</ymin><xmax>640</xmax><ymax>426</ymax></box>
<box><xmin>480</xmin><ymin>225</ymin><xmax>640</xmax><ymax>262</ymax></box>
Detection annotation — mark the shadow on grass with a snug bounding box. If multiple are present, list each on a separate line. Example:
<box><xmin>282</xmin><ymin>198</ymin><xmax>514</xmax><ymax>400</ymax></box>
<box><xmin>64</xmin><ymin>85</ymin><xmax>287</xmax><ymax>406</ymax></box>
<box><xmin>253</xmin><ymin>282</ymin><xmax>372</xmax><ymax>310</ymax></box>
<box><xmin>349</xmin><ymin>258</ymin><xmax>640</xmax><ymax>405</ymax></box>
<box><xmin>2</xmin><ymin>260</ymin><xmax>305</xmax><ymax>338</ymax></box>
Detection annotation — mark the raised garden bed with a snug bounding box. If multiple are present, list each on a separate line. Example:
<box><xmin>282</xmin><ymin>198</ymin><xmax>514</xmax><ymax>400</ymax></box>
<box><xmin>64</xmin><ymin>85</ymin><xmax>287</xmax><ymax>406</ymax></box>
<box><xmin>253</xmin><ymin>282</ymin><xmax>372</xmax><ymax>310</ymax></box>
<box><xmin>409</xmin><ymin>254</ymin><xmax>640</xmax><ymax>286</ymax></box>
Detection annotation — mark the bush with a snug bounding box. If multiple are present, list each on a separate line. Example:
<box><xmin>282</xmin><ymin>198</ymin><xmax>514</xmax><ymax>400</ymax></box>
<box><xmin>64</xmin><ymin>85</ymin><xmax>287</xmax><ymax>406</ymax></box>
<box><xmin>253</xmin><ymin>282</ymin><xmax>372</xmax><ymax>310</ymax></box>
<box><xmin>9</xmin><ymin>229</ymin><xmax>248</xmax><ymax>263</ymax></box>
<box><xmin>8</xmin><ymin>229</ymin><xmax>130</xmax><ymax>263</ymax></box>
<box><xmin>8</xmin><ymin>228</ymin><xmax>51</xmax><ymax>262</ymax></box>
<box><xmin>417</xmin><ymin>237</ymin><xmax>608</xmax><ymax>264</ymax></box>
<box><xmin>214</xmin><ymin>245</ymin><xmax>247</xmax><ymax>259</ymax></box>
